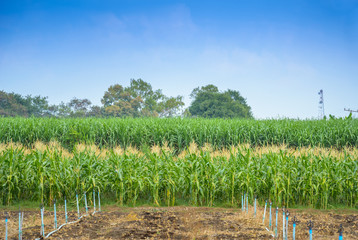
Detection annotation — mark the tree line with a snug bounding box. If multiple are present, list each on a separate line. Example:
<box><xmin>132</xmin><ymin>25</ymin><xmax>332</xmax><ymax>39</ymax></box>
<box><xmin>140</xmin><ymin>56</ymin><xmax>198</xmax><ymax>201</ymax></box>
<box><xmin>0</xmin><ymin>79</ymin><xmax>252</xmax><ymax>118</ymax></box>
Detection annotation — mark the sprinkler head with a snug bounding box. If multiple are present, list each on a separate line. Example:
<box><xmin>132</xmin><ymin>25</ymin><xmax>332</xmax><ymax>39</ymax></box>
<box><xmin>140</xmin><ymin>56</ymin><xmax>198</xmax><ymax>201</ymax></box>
<box><xmin>307</xmin><ymin>220</ymin><xmax>314</xmax><ymax>229</ymax></box>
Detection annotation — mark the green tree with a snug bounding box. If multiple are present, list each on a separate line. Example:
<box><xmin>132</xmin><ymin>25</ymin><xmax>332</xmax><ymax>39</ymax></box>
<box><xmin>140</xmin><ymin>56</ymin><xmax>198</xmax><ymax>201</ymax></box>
<box><xmin>188</xmin><ymin>85</ymin><xmax>253</xmax><ymax>118</ymax></box>
<box><xmin>101</xmin><ymin>84</ymin><xmax>143</xmax><ymax>117</ymax></box>
<box><xmin>25</xmin><ymin>95</ymin><xmax>50</xmax><ymax>117</ymax></box>
<box><xmin>88</xmin><ymin>105</ymin><xmax>105</xmax><ymax>117</ymax></box>
<box><xmin>48</xmin><ymin>102</ymin><xmax>71</xmax><ymax>118</ymax></box>
<box><xmin>190</xmin><ymin>84</ymin><xmax>219</xmax><ymax>99</ymax></box>
<box><xmin>157</xmin><ymin>96</ymin><xmax>185</xmax><ymax>117</ymax></box>
<box><xmin>0</xmin><ymin>91</ymin><xmax>50</xmax><ymax>117</ymax></box>
<box><xmin>127</xmin><ymin>79</ymin><xmax>165</xmax><ymax>114</ymax></box>
<box><xmin>68</xmin><ymin>98</ymin><xmax>92</xmax><ymax>117</ymax></box>
<box><xmin>101</xmin><ymin>79</ymin><xmax>184</xmax><ymax>117</ymax></box>
<box><xmin>0</xmin><ymin>91</ymin><xmax>26</xmax><ymax>116</ymax></box>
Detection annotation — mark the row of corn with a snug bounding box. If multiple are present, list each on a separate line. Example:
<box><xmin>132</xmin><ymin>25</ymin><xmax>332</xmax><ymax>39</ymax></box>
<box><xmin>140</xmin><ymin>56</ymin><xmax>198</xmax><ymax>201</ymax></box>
<box><xmin>0</xmin><ymin>117</ymin><xmax>357</xmax><ymax>150</ymax></box>
<box><xmin>0</xmin><ymin>145</ymin><xmax>356</xmax><ymax>209</ymax></box>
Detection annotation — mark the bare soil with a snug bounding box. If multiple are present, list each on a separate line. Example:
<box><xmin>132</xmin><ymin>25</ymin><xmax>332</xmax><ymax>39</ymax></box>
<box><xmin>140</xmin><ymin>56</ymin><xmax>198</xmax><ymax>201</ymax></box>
<box><xmin>0</xmin><ymin>206</ymin><xmax>357</xmax><ymax>239</ymax></box>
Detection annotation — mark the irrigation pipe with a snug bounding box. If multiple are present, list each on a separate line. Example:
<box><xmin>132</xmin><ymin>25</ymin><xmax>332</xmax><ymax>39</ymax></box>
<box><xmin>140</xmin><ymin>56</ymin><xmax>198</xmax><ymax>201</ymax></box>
<box><xmin>264</xmin><ymin>227</ymin><xmax>275</xmax><ymax>238</ymax></box>
<box><xmin>34</xmin><ymin>210</ymin><xmax>98</xmax><ymax>240</ymax></box>
<box><xmin>252</xmin><ymin>199</ymin><xmax>274</xmax><ymax>238</ymax></box>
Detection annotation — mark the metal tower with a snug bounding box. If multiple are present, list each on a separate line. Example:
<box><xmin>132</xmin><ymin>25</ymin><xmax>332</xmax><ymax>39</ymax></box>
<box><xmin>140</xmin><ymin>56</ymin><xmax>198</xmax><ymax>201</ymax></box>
<box><xmin>318</xmin><ymin>89</ymin><xmax>325</xmax><ymax>119</ymax></box>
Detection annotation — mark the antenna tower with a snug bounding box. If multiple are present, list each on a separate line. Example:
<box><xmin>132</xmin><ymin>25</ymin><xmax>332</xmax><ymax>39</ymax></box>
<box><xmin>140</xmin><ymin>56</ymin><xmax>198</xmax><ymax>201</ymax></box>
<box><xmin>318</xmin><ymin>89</ymin><xmax>324</xmax><ymax>119</ymax></box>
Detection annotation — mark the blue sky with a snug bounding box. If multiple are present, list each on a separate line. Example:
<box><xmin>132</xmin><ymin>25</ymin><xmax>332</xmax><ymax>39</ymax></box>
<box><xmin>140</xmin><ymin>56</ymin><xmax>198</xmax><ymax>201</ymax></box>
<box><xmin>0</xmin><ymin>0</ymin><xmax>357</xmax><ymax>118</ymax></box>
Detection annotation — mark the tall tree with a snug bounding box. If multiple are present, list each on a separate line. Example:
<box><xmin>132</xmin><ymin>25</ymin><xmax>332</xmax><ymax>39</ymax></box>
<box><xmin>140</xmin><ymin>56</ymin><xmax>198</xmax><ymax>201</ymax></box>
<box><xmin>190</xmin><ymin>84</ymin><xmax>219</xmax><ymax>99</ymax></box>
<box><xmin>68</xmin><ymin>98</ymin><xmax>92</xmax><ymax>117</ymax></box>
<box><xmin>101</xmin><ymin>83</ymin><xmax>143</xmax><ymax>117</ymax></box>
<box><xmin>101</xmin><ymin>79</ymin><xmax>184</xmax><ymax>117</ymax></box>
<box><xmin>0</xmin><ymin>91</ymin><xmax>50</xmax><ymax>117</ymax></box>
<box><xmin>26</xmin><ymin>95</ymin><xmax>50</xmax><ymax>117</ymax></box>
<box><xmin>0</xmin><ymin>91</ymin><xmax>27</xmax><ymax>116</ymax></box>
<box><xmin>126</xmin><ymin>79</ymin><xmax>165</xmax><ymax>114</ymax></box>
<box><xmin>158</xmin><ymin>96</ymin><xmax>185</xmax><ymax>117</ymax></box>
<box><xmin>88</xmin><ymin>105</ymin><xmax>105</xmax><ymax>117</ymax></box>
<box><xmin>188</xmin><ymin>85</ymin><xmax>253</xmax><ymax>118</ymax></box>
<box><xmin>48</xmin><ymin>102</ymin><xmax>71</xmax><ymax>118</ymax></box>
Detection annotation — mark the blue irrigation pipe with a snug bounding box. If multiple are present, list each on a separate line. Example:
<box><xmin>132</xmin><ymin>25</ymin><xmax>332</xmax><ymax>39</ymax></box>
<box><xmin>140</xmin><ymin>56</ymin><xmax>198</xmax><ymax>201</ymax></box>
<box><xmin>269</xmin><ymin>202</ymin><xmax>272</xmax><ymax>230</ymax></box>
<box><xmin>254</xmin><ymin>197</ymin><xmax>256</xmax><ymax>217</ymax></box>
<box><xmin>76</xmin><ymin>193</ymin><xmax>80</xmax><ymax>219</ymax></box>
<box><xmin>19</xmin><ymin>210</ymin><xmax>22</xmax><ymax>240</ymax></box>
<box><xmin>41</xmin><ymin>204</ymin><xmax>45</xmax><ymax>237</ymax></box>
<box><xmin>338</xmin><ymin>224</ymin><xmax>343</xmax><ymax>240</ymax></box>
<box><xmin>262</xmin><ymin>200</ymin><xmax>267</xmax><ymax>224</ymax></box>
<box><xmin>293</xmin><ymin>216</ymin><xmax>297</xmax><ymax>240</ymax></box>
<box><xmin>84</xmin><ymin>192</ymin><xmax>88</xmax><ymax>214</ymax></box>
<box><xmin>246</xmin><ymin>194</ymin><xmax>248</xmax><ymax>213</ymax></box>
<box><xmin>308</xmin><ymin>220</ymin><xmax>313</xmax><ymax>240</ymax></box>
<box><xmin>285</xmin><ymin>210</ymin><xmax>289</xmax><ymax>240</ymax></box>
<box><xmin>54</xmin><ymin>199</ymin><xmax>57</xmax><ymax>229</ymax></box>
<box><xmin>36</xmin><ymin>210</ymin><xmax>97</xmax><ymax>240</ymax></box>
<box><xmin>65</xmin><ymin>197</ymin><xmax>68</xmax><ymax>223</ymax></box>
<box><xmin>21</xmin><ymin>211</ymin><xmax>23</xmax><ymax>236</ymax></box>
<box><xmin>98</xmin><ymin>191</ymin><xmax>101</xmax><ymax>212</ymax></box>
<box><xmin>241</xmin><ymin>194</ymin><xmax>244</xmax><ymax>212</ymax></box>
<box><xmin>5</xmin><ymin>212</ymin><xmax>8</xmax><ymax>240</ymax></box>
<box><xmin>93</xmin><ymin>190</ymin><xmax>96</xmax><ymax>213</ymax></box>
<box><xmin>18</xmin><ymin>210</ymin><xmax>21</xmax><ymax>240</ymax></box>
<box><xmin>243</xmin><ymin>193</ymin><xmax>246</xmax><ymax>212</ymax></box>
<box><xmin>275</xmin><ymin>207</ymin><xmax>278</xmax><ymax>238</ymax></box>
<box><xmin>282</xmin><ymin>207</ymin><xmax>285</xmax><ymax>240</ymax></box>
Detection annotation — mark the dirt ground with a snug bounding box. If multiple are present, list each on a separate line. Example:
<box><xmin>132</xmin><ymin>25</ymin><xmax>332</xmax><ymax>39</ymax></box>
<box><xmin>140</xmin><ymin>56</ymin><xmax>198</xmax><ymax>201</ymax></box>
<box><xmin>0</xmin><ymin>206</ymin><xmax>357</xmax><ymax>239</ymax></box>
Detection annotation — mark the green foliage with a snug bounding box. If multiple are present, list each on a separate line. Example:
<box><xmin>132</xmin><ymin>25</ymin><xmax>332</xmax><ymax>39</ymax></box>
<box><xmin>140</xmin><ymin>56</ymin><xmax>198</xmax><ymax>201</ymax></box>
<box><xmin>0</xmin><ymin>147</ymin><xmax>356</xmax><ymax>209</ymax></box>
<box><xmin>1</xmin><ymin>79</ymin><xmax>184</xmax><ymax>118</ymax></box>
<box><xmin>0</xmin><ymin>90</ymin><xmax>101</xmax><ymax>118</ymax></box>
<box><xmin>0</xmin><ymin>117</ymin><xmax>357</xmax><ymax>209</ymax></box>
<box><xmin>189</xmin><ymin>85</ymin><xmax>253</xmax><ymax>118</ymax></box>
<box><xmin>101</xmin><ymin>79</ymin><xmax>184</xmax><ymax>117</ymax></box>
<box><xmin>0</xmin><ymin>91</ymin><xmax>49</xmax><ymax>117</ymax></box>
<box><xmin>190</xmin><ymin>84</ymin><xmax>219</xmax><ymax>99</ymax></box>
<box><xmin>0</xmin><ymin>118</ymin><xmax>357</xmax><ymax>150</ymax></box>
<box><xmin>67</xmin><ymin>98</ymin><xmax>92</xmax><ymax>117</ymax></box>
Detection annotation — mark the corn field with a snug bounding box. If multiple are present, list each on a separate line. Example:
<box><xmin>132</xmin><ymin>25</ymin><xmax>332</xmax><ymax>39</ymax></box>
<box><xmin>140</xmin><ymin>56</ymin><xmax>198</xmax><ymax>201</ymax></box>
<box><xmin>0</xmin><ymin>118</ymin><xmax>357</xmax><ymax>150</ymax></box>
<box><xmin>0</xmin><ymin>142</ymin><xmax>357</xmax><ymax>209</ymax></box>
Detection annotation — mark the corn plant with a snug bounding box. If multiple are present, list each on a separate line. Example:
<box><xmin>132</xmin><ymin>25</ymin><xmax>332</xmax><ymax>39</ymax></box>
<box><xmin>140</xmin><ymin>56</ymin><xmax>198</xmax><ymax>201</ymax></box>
<box><xmin>0</xmin><ymin>144</ymin><xmax>356</xmax><ymax>209</ymax></box>
<box><xmin>0</xmin><ymin>118</ymin><xmax>357</xmax><ymax>151</ymax></box>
